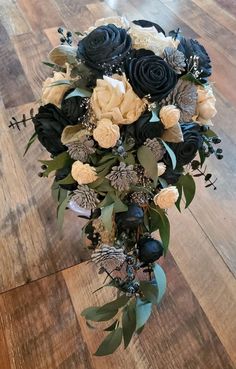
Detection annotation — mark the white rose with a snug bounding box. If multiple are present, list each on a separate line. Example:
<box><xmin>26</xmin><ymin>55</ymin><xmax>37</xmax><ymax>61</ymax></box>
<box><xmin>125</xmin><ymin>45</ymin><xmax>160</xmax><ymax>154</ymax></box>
<box><xmin>154</xmin><ymin>186</ymin><xmax>179</xmax><ymax>209</ymax></box>
<box><xmin>194</xmin><ymin>85</ymin><xmax>217</xmax><ymax>125</ymax></box>
<box><xmin>93</xmin><ymin>118</ymin><xmax>120</xmax><ymax>148</ymax></box>
<box><xmin>128</xmin><ymin>23</ymin><xmax>179</xmax><ymax>57</ymax></box>
<box><xmin>41</xmin><ymin>64</ymin><xmax>72</xmax><ymax>107</ymax></box>
<box><xmin>91</xmin><ymin>73</ymin><xmax>146</xmax><ymax>125</ymax></box>
<box><xmin>157</xmin><ymin>162</ymin><xmax>166</xmax><ymax>176</ymax></box>
<box><xmin>159</xmin><ymin>105</ymin><xmax>180</xmax><ymax>129</ymax></box>
<box><xmin>84</xmin><ymin>16</ymin><xmax>130</xmax><ymax>35</ymax></box>
<box><xmin>71</xmin><ymin>161</ymin><xmax>97</xmax><ymax>185</ymax></box>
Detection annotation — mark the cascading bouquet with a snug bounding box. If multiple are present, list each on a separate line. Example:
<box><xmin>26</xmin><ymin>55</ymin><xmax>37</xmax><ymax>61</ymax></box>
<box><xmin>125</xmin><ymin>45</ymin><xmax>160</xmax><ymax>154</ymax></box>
<box><xmin>10</xmin><ymin>17</ymin><xmax>223</xmax><ymax>355</ymax></box>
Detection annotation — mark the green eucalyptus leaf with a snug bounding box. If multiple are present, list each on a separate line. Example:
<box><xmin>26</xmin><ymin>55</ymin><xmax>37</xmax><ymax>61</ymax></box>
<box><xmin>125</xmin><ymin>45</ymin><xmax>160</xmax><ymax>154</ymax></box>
<box><xmin>40</xmin><ymin>151</ymin><xmax>71</xmax><ymax>177</ymax></box>
<box><xmin>124</xmin><ymin>152</ymin><xmax>136</xmax><ymax>165</ymax></box>
<box><xmin>150</xmin><ymin>206</ymin><xmax>170</xmax><ymax>253</ymax></box>
<box><xmin>161</xmin><ymin>140</ymin><xmax>176</xmax><ymax>169</ymax></box>
<box><xmin>135</xmin><ymin>297</ymin><xmax>152</xmax><ymax>331</ymax></box>
<box><xmin>23</xmin><ymin>131</ymin><xmax>38</xmax><ymax>156</ymax></box>
<box><xmin>150</xmin><ymin>110</ymin><xmax>159</xmax><ymax>122</ymax></box>
<box><xmin>152</xmin><ymin>264</ymin><xmax>167</xmax><ymax>304</ymax></box>
<box><xmin>148</xmin><ymin>207</ymin><xmax>160</xmax><ymax>232</ymax></box>
<box><xmin>175</xmin><ymin>181</ymin><xmax>183</xmax><ymax>212</ymax></box>
<box><xmin>81</xmin><ymin>306</ymin><xmax>118</xmax><ymax>322</ymax></box>
<box><xmin>100</xmin><ymin>203</ymin><xmax>114</xmax><ymax>232</ymax></box>
<box><xmin>202</xmin><ymin>128</ymin><xmax>218</xmax><ymax>138</ymax></box>
<box><xmin>122</xmin><ymin>300</ymin><xmax>136</xmax><ymax>349</ymax></box>
<box><xmin>51</xmin><ymin>180</ymin><xmax>60</xmax><ymax>202</ymax></box>
<box><xmin>99</xmin><ymin>294</ymin><xmax>130</xmax><ymax>313</ymax></box>
<box><xmin>57</xmin><ymin>193</ymin><xmax>69</xmax><ymax>229</ymax></box>
<box><xmin>137</xmin><ymin>145</ymin><xmax>158</xmax><ymax>181</ymax></box>
<box><xmin>49</xmin><ymin>79</ymin><xmax>72</xmax><ymax>86</ymax></box>
<box><xmin>176</xmin><ymin>173</ymin><xmax>196</xmax><ymax>210</ymax></box>
<box><xmin>98</xmin><ymin>194</ymin><xmax>114</xmax><ymax>208</ymax></box>
<box><xmin>139</xmin><ymin>281</ymin><xmax>159</xmax><ymax>304</ymax></box>
<box><xmin>65</xmin><ymin>87</ymin><xmax>92</xmax><ymax>99</ymax></box>
<box><xmin>104</xmin><ymin>320</ymin><xmax>118</xmax><ymax>332</ymax></box>
<box><xmin>56</xmin><ymin>173</ymin><xmax>76</xmax><ymax>185</ymax></box>
<box><xmin>199</xmin><ymin>149</ymin><xmax>206</xmax><ymax>166</ymax></box>
<box><xmin>94</xmin><ymin>328</ymin><xmax>123</xmax><ymax>356</ymax></box>
<box><xmin>109</xmin><ymin>193</ymin><xmax>128</xmax><ymax>213</ymax></box>
<box><xmin>181</xmin><ymin>72</ymin><xmax>204</xmax><ymax>86</ymax></box>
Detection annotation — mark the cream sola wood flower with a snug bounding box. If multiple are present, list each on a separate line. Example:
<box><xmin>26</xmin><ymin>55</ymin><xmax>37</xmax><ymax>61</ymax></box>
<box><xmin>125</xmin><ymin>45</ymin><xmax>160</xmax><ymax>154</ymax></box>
<box><xmin>91</xmin><ymin>74</ymin><xmax>146</xmax><ymax>125</ymax></box>
<box><xmin>41</xmin><ymin>63</ymin><xmax>73</xmax><ymax>107</ymax></box>
<box><xmin>193</xmin><ymin>85</ymin><xmax>217</xmax><ymax>125</ymax></box>
<box><xmin>159</xmin><ymin>105</ymin><xmax>180</xmax><ymax>129</ymax></box>
<box><xmin>71</xmin><ymin>160</ymin><xmax>98</xmax><ymax>185</ymax></box>
<box><xmin>93</xmin><ymin>118</ymin><xmax>120</xmax><ymax>148</ymax></box>
<box><xmin>153</xmin><ymin>186</ymin><xmax>179</xmax><ymax>209</ymax></box>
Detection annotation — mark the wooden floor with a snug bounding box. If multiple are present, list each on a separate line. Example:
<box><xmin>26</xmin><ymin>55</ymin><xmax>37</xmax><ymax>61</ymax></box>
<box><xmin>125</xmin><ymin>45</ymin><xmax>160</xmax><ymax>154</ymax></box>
<box><xmin>0</xmin><ymin>0</ymin><xmax>236</xmax><ymax>368</ymax></box>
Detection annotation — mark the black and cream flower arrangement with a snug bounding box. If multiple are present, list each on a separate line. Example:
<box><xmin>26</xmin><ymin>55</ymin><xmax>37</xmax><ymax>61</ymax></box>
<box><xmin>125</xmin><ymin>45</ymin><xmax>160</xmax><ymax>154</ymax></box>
<box><xmin>10</xmin><ymin>16</ymin><xmax>223</xmax><ymax>356</ymax></box>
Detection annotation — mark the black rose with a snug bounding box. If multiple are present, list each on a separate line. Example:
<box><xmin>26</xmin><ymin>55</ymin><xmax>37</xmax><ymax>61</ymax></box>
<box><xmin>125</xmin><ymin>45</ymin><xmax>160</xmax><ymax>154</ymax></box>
<box><xmin>77</xmin><ymin>24</ymin><xmax>132</xmax><ymax>71</ymax></box>
<box><xmin>167</xmin><ymin>123</ymin><xmax>203</xmax><ymax>165</ymax></box>
<box><xmin>61</xmin><ymin>90</ymin><xmax>88</xmax><ymax>124</ymax></box>
<box><xmin>177</xmin><ymin>38</ymin><xmax>212</xmax><ymax>83</ymax></box>
<box><xmin>132</xmin><ymin>19</ymin><xmax>165</xmax><ymax>35</ymax></box>
<box><xmin>33</xmin><ymin>104</ymin><xmax>72</xmax><ymax>156</ymax></box>
<box><xmin>124</xmin><ymin>111</ymin><xmax>164</xmax><ymax>145</ymax></box>
<box><xmin>125</xmin><ymin>49</ymin><xmax>178</xmax><ymax>102</ymax></box>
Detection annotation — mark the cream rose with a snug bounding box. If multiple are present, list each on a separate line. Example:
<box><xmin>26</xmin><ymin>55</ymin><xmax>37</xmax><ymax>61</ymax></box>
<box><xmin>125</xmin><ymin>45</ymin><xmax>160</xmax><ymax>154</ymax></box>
<box><xmin>157</xmin><ymin>162</ymin><xmax>166</xmax><ymax>176</ymax></box>
<box><xmin>71</xmin><ymin>161</ymin><xmax>97</xmax><ymax>185</ymax></box>
<box><xmin>154</xmin><ymin>186</ymin><xmax>179</xmax><ymax>209</ymax></box>
<box><xmin>93</xmin><ymin>118</ymin><xmax>120</xmax><ymax>148</ymax></box>
<box><xmin>159</xmin><ymin>105</ymin><xmax>180</xmax><ymax>129</ymax></box>
<box><xmin>85</xmin><ymin>16</ymin><xmax>130</xmax><ymax>34</ymax></box>
<box><xmin>91</xmin><ymin>74</ymin><xmax>146</xmax><ymax>125</ymax></box>
<box><xmin>194</xmin><ymin>85</ymin><xmax>217</xmax><ymax>125</ymax></box>
<box><xmin>41</xmin><ymin>64</ymin><xmax>72</xmax><ymax>107</ymax></box>
<box><xmin>128</xmin><ymin>23</ymin><xmax>179</xmax><ymax>57</ymax></box>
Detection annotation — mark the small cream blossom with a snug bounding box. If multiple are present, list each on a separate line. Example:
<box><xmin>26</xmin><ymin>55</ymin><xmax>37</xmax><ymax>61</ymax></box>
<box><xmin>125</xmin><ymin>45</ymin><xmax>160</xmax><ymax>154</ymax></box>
<box><xmin>41</xmin><ymin>64</ymin><xmax>72</xmax><ymax>107</ymax></box>
<box><xmin>93</xmin><ymin>118</ymin><xmax>120</xmax><ymax>148</ymax></box>
<box><xmin>159</xmin><ymin>105</ymin><xmax>180</xmax><ymax>129</ymax></box>
<box><xmin>85</xmin><ymin>16</ymin><xmax>130</xmax><ymax>34</ymax></box>
<box><xmin>71</xmin><ymin>161</ymin><xmax>97</xmax><ymax>185</ymax></box>
<box><xmin>154</xmin><ymin>186</ymin><xmax>179</xmax><ymax>209</ymax></box>
<box><xmin>91</xmin><ymin>74</ymin><xmax>146</xmax><ymax>125</ymax></box>
<box><xmin>157</xmin><ymin>162</ymin><xmax>166</xmax><ymax>176</ymax></box>
<box><xmin>194</xmin><ymin>85</ymin><xmax>217</xmax><ymax>125</ymax></box>
<box><xmin>128</xmin><ymin>23</ymin><xmax>179</xmax><ymax>57</ymax></box>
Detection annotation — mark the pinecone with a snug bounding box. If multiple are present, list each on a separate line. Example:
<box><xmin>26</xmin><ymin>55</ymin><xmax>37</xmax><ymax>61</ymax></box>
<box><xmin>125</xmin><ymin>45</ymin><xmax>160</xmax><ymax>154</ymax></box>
<box><xmin>71</xmin><ymin>185</ymin><xmax>99</xmax><ymax>210</ymax></box>
<box><xmin>163</xmin><ymin>47</ymin><xmax>186</xmax><ymax>74</ymax></box>
<box><xmin>130</xmin><ymin>191</ymin><xmax>150</xmax><ymax>206</ymax></box>
<box><xmin>67</xmin><ymin>136</ymin><xmax>95</xmax><ymax>162</ymax></box>
<box><xmin>144</xmin><ymin>138</ymin><xmax>166</xmax><ymax>161</ymax></box>
<box><xmin>91</xmin><ymin>245</ymin><xmax>126</xmax><ymax>269</ymax></box>
<box><xmin>161</xmin><ymin>79</ymin><xmax>197</xmax><ymax>123</ymax></box>
<box><xmin>106</xmin><ymin>162</ymin><xmax>138</xmax><ymax>191</ymax></box>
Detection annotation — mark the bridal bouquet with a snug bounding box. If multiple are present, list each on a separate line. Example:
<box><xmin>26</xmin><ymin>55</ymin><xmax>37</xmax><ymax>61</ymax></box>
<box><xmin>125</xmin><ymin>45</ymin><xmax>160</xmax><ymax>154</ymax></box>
<box><xmin>10</xmin><ymin>16</ymin><xmax>223</xmax><ymax>355</ymax></box>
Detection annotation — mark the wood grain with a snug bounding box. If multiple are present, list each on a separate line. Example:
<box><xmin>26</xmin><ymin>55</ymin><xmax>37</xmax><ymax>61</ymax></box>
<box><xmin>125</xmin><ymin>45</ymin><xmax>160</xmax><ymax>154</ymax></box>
<box><xmin>0</xmin><ymin>272</ymin><xmax>93</xmax><ymax>369</ymax></box>
<box><xmin>0</xmin><ymin>0</ymin><xmax>236</xmax><ymax>367</ymax></box>
<box><xmin>63</xmin><ymin>259</ymin><xmax>234</xmax><ymax>369</ymax></box>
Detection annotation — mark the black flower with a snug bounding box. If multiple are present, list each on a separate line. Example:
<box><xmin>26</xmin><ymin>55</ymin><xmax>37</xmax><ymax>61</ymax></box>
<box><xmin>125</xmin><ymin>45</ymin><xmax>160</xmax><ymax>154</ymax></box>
<box><xmin>124</xmin><ymin>111</ymin><xmax>164</xmax><ymax>145</ymax></box>
<box><xmin>125</xmin><ymin>49</ymin><xmax>178</xmax><ymax>102</ymax></box>
<box><xmin>61</xmin><ymin>90</ymin><xmax>88</xmax><ymax>124</ymax></box>
<box><xmin>132</xmin><ymin>19</ymin><xmax>165</xmax><ymax>35</ymax></box>
<box><xmin>178</xmin><ymin>38</ymin><xmax>212</xmax><ymax>83</ymax></box>
<box><xmin>167</xmin><ymin>123</ymin><xmax>203</xmax><ymax>165</ymax></box>
<box><xmin>33</xmin><ymin>104</ymin><xmax>71</xmax><ymax>155</ymax></box>
<box><xmin>77</xmin><ymin>24</ymin><xmax>132</xmax><ymax>71</ymax></box>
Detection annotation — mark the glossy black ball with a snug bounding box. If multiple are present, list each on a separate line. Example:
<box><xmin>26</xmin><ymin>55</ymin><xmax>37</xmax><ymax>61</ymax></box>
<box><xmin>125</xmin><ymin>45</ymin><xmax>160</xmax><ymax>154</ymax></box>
<box><xmin>138</xmin><ymin>237</ymin><xmax>163</xmax><ymax>265</ymax></box>
<box><xmin>116</xmin><ymin>204</ymin><xmax>144</xmax><ymax>229</ymax></box>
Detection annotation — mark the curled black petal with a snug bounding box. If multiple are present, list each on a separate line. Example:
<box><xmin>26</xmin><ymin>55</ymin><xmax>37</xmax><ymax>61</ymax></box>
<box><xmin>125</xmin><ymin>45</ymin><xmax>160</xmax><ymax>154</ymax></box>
<box><xmin>132</xmin><ymin>19</ymin><xmax>165</xmax><ymax>35</ymax></box>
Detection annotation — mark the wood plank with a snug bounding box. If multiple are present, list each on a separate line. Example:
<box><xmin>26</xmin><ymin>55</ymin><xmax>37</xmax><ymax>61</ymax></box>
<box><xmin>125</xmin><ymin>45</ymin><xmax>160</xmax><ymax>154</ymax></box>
<box><xmin>0</xmin><ymin>22</ymin><xmax>35</xmax><ymax>109</ymax></box>
<box><xmin>215</xmin><ymin>0</ymin><xmax>236</xmax><ymax>18</ymax></box>
<box><xmin>0</xmin><ymin>272</ymin><xmax>93</xmax><ymax>369</ymax></box>
<box><xmin>168</xmin><ymin>206</ymin><xmax>236</xmax><ymax>365</ymax></box>
<box><xmin>0</xmin><ymin>319</ymin><xmax>11</xmax><ymax>369</ymax></box>
<box><xmin>63</xmin><ymin>259</ymin><xmax>234</xmax><ymax>369</ymax></box>
<box><xmin>159</xmin><ymin>0</ymin><xmax>236</xmax><ymax>66</ymax></box>
<box><xmin>0</xmin><ymin>0</ymin><xmax>30</xmax><ymax>36</ymax></box>
<box><xmin>105</xmin><ymin>0</ymin><xmax>199</xmax><ymax>38</ymax></box>
<box><xmin>193</xmin><ymin>0</ymin><xmax>236</xmax><ymax>35</ymax></box>
<box><xmin>17</xmin><ymin>0</ymin><xmax>63</xmax><ymax>31</ymax></box>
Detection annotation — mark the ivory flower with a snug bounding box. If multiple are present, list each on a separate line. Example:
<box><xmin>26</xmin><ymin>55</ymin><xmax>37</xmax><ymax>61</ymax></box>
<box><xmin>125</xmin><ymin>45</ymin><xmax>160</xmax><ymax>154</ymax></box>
<box><xmin>159</xmin><ymin>105</ymin><xmax>180</xmax><ymax>129</ymax></box>
<box><xmin>71</xmin><ymin>161</ymin><xmax>97</xmax><ymax>185</ymax></box>
<box><xmin>91</xmin><ymin>74</ymin><xmax>146</xmax><ymax>125</ymax></box>
<box><xmin>157</xmin><ymin>162</ymin><xmax>166</xmax><ymax>176</ymax></box>
<box><xmin>154</xmin><ymin>186</ymin><xmax>179</xmax><ymax>209</ymax></box>
<box><xmin>85</xmin><ymin>16</ymin><xmax>130</xmax><ymax>34</ymax></box>
<box><xmin>49</xmin><ymin>45</ymin><xmax>77</xmax><ymax>66</ymax></box>
<box><xmin>41</xmin><ymin>64</ymin><xmax>71</xmax><ymax>107</ymax></box>
<box><xmin>195</xmin><ymin>85</ymin><xmax>217</xmax><ymax>125</ymax></box>
<box><xmin>93</xmin><ymin>118</ymin><xmax>120</xmax><ymax>148</ymax></box>
<box><xmin>128</xmin><ymin>23</ymin><xmax>179</xmax><ymax>57</ymax></box>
